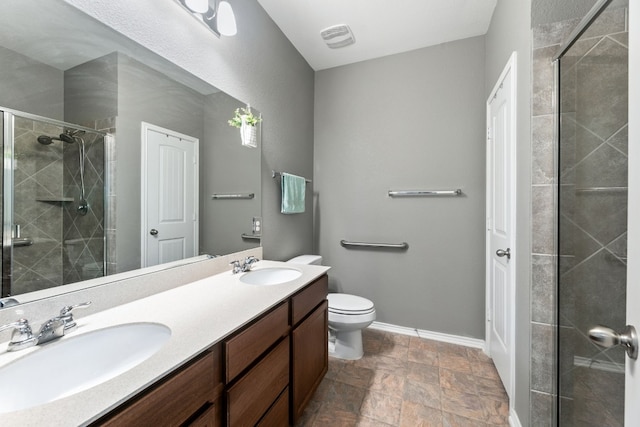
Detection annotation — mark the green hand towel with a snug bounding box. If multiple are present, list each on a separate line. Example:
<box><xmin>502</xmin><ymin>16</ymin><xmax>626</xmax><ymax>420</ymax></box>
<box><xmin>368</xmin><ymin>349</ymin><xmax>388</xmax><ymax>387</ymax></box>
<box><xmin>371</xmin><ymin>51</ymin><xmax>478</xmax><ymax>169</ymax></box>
<box><xmin>281</xmin><ymin>173</ymin><xmax>306</xmax><ymax>214</ymax></box>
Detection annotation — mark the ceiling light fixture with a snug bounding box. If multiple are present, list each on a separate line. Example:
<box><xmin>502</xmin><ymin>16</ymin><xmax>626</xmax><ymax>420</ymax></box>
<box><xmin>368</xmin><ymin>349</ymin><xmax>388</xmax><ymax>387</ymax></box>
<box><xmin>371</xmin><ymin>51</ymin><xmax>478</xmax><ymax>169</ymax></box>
<box><xmin>177</xmin><ymin>0</ymin><xmax>237</xmax><ymax>37</ymax></box>
<box><xmin>185</xmin><ymin>0</ymin><xmax>208</xmax><ymax>14</ymax></box>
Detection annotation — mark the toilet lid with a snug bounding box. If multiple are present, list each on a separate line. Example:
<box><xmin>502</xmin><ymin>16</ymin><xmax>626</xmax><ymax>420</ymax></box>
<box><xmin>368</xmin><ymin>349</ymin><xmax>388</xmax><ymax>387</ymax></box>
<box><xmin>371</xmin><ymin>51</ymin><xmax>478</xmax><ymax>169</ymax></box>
<box><xmin>328</xmin><ymin>293</ymin><xmax>374</xmax><ymax>313</ymax></box>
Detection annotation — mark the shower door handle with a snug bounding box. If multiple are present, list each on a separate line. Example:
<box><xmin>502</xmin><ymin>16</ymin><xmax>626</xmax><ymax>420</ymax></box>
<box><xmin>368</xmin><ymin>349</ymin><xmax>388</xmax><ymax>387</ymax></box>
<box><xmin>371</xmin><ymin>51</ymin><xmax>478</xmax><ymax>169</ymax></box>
<box><xmin>496</xmin><ymin>248</ymin><xmax>511</xmax><ymax>259</ymax></box>
<box><xmin>589</xmin><ymin>324</ymin><xmax>638</xmax><ymax>360</ymax></box>
<box><xmin>149</xmin><ymin>229</ymin><xmax>159</xmax><ymax>236</ymax></box>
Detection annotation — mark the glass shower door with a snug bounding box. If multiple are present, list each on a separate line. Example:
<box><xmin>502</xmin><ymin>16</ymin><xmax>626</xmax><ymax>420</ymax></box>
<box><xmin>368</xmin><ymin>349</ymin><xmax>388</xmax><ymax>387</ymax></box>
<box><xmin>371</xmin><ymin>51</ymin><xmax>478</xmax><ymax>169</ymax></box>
<box><xmin>2</xmin><ymin>110</ymin><xmax>106</xmax><ymax>297</ymax></box>
<box><xmin>556</xmin><ymin>2</ymin><xmax>629</xmax><ymax>425</ymax></box>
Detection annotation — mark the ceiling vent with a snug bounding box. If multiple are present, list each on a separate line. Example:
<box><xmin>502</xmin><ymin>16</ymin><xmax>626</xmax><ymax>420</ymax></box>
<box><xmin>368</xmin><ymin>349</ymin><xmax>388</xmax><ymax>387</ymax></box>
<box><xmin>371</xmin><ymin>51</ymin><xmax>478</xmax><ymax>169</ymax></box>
<box><xmin>320</xmin><ymin>25</ymin><xmax>355</xmax><ymax>49</ymax></box>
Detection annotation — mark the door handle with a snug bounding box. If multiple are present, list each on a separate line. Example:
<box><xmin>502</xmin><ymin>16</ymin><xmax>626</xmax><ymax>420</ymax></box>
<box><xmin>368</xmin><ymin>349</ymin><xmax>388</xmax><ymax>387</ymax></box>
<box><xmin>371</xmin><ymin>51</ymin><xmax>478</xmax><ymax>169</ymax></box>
<box><xmin>496</xmin><ymin>248</ymin><xmax>511</xmax><ymax>259</ymax></box>
<box><xmin>149</xmin><ymin>229</ymin><xmax>159</xmax><ymax>236</ymax></box>
<box><xmin>589</xmin><ymin>324</ymin><xmax>638</xmax><ymax>360</ymax></box>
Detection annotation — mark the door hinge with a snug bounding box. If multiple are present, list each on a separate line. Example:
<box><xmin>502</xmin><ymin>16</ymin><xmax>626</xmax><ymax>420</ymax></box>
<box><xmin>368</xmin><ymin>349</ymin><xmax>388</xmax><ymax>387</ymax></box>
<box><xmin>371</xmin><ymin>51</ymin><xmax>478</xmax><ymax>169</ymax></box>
<box><xmin>487</xmin><ymin>127</ymin><xmax>491</xmax><ymax>141</ymax></box>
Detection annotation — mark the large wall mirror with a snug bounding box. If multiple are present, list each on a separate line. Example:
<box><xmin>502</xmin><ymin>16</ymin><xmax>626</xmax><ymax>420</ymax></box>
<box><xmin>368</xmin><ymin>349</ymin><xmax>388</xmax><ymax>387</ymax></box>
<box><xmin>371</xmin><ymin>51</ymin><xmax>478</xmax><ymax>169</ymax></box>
<box><xmin>0</xmin><ymin>1</ymin><xmax>261</xmax><ymax>302</ymax></box>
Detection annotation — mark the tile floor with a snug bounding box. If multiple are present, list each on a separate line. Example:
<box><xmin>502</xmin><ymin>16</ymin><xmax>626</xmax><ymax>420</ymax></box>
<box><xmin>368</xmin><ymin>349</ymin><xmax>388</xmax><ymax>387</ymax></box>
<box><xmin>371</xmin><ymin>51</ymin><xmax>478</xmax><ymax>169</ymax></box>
<box><xmin>296</xmin><ymin>328</ymin><xmax>510</xmax><ymax>427</ymax></box>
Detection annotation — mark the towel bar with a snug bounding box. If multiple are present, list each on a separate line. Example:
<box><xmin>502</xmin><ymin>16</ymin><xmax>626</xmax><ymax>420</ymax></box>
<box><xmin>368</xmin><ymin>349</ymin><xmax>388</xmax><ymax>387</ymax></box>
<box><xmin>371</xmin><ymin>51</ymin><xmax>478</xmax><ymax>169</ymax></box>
<box><xmin>388</xmin><ymin>189</ymin><xmax>462</xmax><ymax>197</ymax></box>
<box><xmin>340</xmin><ymin>240</ymin><xmax>409</xmax><ymax>250</ymax></box>
<box><xmin>272</xmin><ymin>170</ymin><xmax>311</xmax><ymax>184</ymax></box>
<box><xmin>211</xmin><ymin>193</ymin><xmax>255</xmax><ymax>200</ymax></box>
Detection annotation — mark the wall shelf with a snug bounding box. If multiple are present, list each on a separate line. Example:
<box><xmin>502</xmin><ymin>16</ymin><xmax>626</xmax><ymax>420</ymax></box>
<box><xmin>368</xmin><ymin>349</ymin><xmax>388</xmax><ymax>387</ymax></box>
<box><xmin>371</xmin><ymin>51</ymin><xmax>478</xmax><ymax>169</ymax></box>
<box><xmin>36</xmin><ymin>197</ymin><xmax>74</xmax><ymax>203</ymax></box>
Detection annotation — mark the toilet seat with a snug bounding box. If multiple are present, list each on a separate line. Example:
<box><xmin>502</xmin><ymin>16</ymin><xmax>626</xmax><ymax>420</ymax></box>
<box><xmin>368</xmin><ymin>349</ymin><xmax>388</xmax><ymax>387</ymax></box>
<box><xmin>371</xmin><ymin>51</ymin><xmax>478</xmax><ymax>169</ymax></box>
<box><xmin>329</xmin><ymin>307</ymin><xmax>376</xmax><ymax>316</ymax></box>
<box><xmin>328</xmin><ymin>293</ymin><xmax>375</xmax><ymax>315</ymax></box>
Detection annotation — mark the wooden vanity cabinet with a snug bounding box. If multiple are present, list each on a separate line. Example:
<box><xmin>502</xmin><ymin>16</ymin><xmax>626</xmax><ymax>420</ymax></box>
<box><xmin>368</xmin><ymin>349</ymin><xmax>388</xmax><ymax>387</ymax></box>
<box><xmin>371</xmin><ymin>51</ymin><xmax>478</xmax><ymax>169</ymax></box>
<box><xmin>91</xmin><ymin>274</ymin><xmax>329</xmax><ymax>427</ymax></box>
<box><xmin>226</xmin><ymin>337</ymin><xmax>290</xmax><ymax>426</ymax></box>
<box><xmin>290</xmin><ymin>275</ymin><xmax>329</xmax><ymax>424</ymax></box>
<box><xmin>92</xmin><ymin>343</ymin><xmax>223</xmax><ymax>427</ymax></box>
<box><xmin>225</xmin><ymin>274</ymin><xmax>329</xmax><ymax>426</ymax></box>
<box><xmin>224</xmin><ymin>302</ymin><xmax>290</xmax><ymax>427</ymax></box>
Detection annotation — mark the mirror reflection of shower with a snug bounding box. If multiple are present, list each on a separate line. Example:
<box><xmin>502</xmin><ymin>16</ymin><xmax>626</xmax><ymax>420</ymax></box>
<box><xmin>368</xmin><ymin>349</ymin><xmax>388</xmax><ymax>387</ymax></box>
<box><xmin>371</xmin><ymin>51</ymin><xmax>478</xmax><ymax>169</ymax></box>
<box><xmin>3</xmin><ymin>112</ymin><xmax>107</xmax><ymax>296</ymax></box>
<box><xmin>37</xmin><ymin>129</ymin><xmax>89</xmax><ymax>215</ymax></box>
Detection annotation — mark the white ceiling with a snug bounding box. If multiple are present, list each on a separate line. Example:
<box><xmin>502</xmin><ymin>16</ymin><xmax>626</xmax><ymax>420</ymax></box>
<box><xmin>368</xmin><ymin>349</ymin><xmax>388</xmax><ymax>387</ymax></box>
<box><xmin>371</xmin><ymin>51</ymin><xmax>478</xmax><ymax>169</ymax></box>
<box><xmin>257</xmin><ymin>0</ymin><xmax>498</xmax><ymax>71</ymax></box>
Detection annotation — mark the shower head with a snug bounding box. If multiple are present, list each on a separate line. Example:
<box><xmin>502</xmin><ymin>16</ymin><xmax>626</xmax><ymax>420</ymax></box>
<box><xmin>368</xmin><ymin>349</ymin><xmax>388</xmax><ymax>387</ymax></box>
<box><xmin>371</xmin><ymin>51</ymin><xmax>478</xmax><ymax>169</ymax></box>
<box><xmin>37</xmin><ymin>132</ymin><xmax>80</xmax><ymax>145</ymax></box>
<box><xmin>37</xmin><ymin>135</ymin><xmax>55</xmax><ymax>145</ymax></box>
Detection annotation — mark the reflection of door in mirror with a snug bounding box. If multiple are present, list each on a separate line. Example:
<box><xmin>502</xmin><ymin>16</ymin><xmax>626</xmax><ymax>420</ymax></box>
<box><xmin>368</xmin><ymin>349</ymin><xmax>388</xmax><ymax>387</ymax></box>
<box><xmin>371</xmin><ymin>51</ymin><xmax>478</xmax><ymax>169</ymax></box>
<box><xmin>142</xmin><ymin>123</ymin><xmax>199</xmax><ymax>268</ymax></box>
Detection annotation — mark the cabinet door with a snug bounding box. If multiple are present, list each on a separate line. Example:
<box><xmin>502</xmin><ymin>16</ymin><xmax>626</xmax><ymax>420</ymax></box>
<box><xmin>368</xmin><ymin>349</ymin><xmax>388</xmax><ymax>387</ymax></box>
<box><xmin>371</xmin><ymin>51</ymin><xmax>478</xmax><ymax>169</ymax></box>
<box><xmin>291</xmin><ymin>300</ymin><xmax>328</xmax><ymax>423</ymax></box>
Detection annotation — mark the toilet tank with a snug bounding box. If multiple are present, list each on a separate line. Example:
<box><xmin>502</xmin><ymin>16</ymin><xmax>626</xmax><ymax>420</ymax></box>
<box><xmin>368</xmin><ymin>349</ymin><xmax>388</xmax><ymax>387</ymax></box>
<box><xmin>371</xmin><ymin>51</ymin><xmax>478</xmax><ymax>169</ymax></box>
<box><xmin>287</xmin><ymin>255</ymin><xmax>322</xmax><ymax>265</ymax></box>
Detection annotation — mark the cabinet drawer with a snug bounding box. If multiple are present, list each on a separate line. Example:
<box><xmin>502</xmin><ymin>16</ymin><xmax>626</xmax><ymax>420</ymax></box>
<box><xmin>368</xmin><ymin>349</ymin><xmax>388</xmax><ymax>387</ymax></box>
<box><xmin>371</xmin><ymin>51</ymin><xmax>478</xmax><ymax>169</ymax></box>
<box><xmin>227</xmin><ymin>337</ymin><xmax>290</xmax><ymax>427</ymax></box>
<box><xmin>95</xmin><ymin>349</ymin><xmax>217</xmax><ymax>427</ymax></box>
<box><xmin>257</xmin><ymin>387</ymin><xmax>289</xmax><ymax>427</ymax></box>
<box><xmin>188</xmin><ymin>402</ymin><xmax>218</xmax><ymax>427</ymax></box>
<box><xmin>291</xmin><ymin>275</ymin><xmax>328</xmax><ymax>326</ymax></box>
<box><xmin>225</xmin><ymin>302</ymin><xmax>289</xmax><ymax>382</ymax></box>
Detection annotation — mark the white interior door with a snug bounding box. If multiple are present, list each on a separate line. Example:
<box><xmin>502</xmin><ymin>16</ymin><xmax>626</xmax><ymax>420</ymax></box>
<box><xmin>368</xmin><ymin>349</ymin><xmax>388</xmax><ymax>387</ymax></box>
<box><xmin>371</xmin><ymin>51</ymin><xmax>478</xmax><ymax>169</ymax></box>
<box><xmin>626</xmin><ymin>1</ymin><xmax>639</xmax><ymax>422</ymax></box>
<box><xmin>486</xmin><ymin>52</ymin><xmax>517</xmax><ymax>399</ymax></box>
<box><xmin>142</xmin><ymin>123</ymin><xmax>198</xmax><ymax>267</ymax></box>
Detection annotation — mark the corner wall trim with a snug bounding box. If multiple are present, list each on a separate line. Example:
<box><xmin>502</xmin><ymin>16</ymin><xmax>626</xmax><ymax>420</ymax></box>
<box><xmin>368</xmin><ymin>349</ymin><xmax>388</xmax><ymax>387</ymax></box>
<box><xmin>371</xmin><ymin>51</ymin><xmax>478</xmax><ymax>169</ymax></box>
<box><xmin>369</xmin><ymin>321</ymin><xmax>485</xmax><ymax>349</ymax></box>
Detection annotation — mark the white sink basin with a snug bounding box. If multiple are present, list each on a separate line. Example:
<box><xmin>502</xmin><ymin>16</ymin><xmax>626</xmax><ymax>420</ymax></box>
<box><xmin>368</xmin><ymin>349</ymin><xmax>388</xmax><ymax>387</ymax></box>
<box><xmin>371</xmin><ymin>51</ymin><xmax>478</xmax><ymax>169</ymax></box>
<box><xmin>240</xmin><ymin>267</ymin><xmax>302</xmax><ymax>285</ymax></box>
<box><xmin>0</xmin><ymin>322</ymin><xmax>171</xmax><ymax>413</ymax></box>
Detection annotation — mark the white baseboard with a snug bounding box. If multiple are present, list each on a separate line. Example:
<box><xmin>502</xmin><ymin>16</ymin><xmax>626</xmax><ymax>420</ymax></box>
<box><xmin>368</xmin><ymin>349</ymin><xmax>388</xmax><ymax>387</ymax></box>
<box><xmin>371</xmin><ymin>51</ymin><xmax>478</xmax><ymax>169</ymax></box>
<box><xmin>509</xmin><ymin>408</ymin><xmax>523</xmax><ymax>427</ymax></box>
<box><xmin>369</xmin><ymin>321</ymin><xmax>485</xmax><ymax>349</ymax></box>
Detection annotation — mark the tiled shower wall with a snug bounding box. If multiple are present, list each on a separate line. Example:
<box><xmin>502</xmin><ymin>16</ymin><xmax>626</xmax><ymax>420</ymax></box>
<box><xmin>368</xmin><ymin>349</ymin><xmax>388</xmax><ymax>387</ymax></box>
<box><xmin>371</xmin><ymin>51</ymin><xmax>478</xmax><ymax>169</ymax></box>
<box><xmin>62</xmin><ymin>130</ymin><xmax>106</xmax><ymax>283</ymax></box>
<box><xmin>72</xmin><ymin>117</ymin><xmax>117</xmax><ymax>276</ymax></box>
<box><xmin>12</xmin><ymin>118</ymin><xmax>65</xmax><ymax>294</ymax></box>
<box><xmin>10</xmin><ymin>116</ymin><xmax>108</xmax><ymax>294</ymax></box>
<box><xmin>530</xmin><ymin>7</ymin><xmax>628</xmax><ymax>426</ymax></box>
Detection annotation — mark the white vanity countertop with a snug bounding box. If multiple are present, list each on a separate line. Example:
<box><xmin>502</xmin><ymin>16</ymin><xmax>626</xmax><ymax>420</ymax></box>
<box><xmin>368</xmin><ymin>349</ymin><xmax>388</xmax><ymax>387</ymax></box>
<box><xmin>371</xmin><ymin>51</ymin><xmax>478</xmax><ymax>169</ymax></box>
<box><xmin>0</xmin><ymin>260</ymin><xmax>330</xmax><ymax>427</ymax></box>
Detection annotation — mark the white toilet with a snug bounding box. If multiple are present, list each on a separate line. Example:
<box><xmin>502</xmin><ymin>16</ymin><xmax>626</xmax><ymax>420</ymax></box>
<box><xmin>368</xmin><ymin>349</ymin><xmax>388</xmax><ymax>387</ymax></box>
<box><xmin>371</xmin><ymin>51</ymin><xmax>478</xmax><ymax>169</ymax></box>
<box><xmin>287</xmin><ymin>255</ymin><xmax>376</xmax><ymax>360</ymax></box>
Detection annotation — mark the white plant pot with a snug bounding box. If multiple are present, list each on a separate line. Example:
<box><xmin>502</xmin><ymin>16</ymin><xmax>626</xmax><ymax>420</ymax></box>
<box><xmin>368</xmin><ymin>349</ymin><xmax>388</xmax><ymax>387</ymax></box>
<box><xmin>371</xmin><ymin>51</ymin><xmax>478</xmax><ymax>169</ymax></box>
<box><xmin>240</xmin><ymin>119</ymin><xmax>258</xmax><ymax>148</ymax></box>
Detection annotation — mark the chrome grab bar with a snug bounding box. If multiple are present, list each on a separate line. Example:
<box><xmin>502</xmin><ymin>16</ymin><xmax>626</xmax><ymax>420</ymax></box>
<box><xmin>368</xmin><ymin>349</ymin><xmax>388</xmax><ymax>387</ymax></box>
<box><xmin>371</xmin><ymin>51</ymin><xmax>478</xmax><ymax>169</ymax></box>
<box><xmin>388</xmin><ymin>189</ymin><xmax>462</xmax><ymax>197</ymax></box>
<box><xmin>241</xmin><ymin>233</ymin><xmax>261</xmax><ymax>241</ymax></box>
<box><xmin>340</xmin><ymin>240</ymin><xmax>409</xmax><ymax>250</ymax></box>
<box><xmin>575</xmin><ymin>187</ymin><xmax>627</xmax><ymax>193</ymax></box>
<box><xmin>211</xmin><ymin>193</ymin><xmax>255</xmax><ymax>200</ymax></box>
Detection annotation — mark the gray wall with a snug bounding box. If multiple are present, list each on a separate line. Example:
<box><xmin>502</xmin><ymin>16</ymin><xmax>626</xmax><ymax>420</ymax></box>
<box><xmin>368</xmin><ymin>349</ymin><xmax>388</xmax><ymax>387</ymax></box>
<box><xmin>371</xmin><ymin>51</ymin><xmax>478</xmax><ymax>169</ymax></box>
<box><xmin>201</xmin><ymin>92</ymin><xmax>261</xmax><ymax>256</ymax></box>
<box><xmin>314</xmin><ymin>36</ymin><xmax>486</xmax><ymax>338</ymax></box>
<box><xmin>485</xmin><ymin>0</ymin><xmax>532</xmax><ymax>424</ymax></box>
<box><xmin>117</xmin><ymin>54</ymin><xmax>205</xmax><ymax>272</ymax></box>
<box><xmin>532</xmin><ymin>0</ymin><xmax>596</xmax><ymax>26</ymax></box>
<box><xmin>64</xmin><ymin>53</ymin><xmax>118</xmax><ymax>123</ymax></box>
<box><xmin>67</xmin><ymin>0</ymin><xmax>316</xmax><ymax>262</ymax></box>
<box><xmin>0</xmin><ymin>46</ymin><xmax>63</xmax><ymax>120</ymax></box>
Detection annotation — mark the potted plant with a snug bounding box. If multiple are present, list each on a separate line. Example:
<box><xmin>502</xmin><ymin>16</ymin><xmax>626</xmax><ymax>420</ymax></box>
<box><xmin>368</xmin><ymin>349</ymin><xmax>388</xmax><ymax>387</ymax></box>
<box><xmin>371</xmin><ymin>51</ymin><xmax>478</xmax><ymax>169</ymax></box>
<box><xmin>228</xmin><ymin>105</ymin><xmax>262</xmax><ymax>148</ymax></box>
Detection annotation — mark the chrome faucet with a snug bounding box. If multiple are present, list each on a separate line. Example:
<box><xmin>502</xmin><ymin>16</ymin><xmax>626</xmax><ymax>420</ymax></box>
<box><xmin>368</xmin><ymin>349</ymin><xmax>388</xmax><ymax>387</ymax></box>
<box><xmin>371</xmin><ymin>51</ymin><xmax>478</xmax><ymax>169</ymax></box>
<box><xmin>57</xmin><ymin>302</ymin><xmax>92</xmax><ymax>333</ymax></box>
<box><xmin>0</xmin><ymin>319</ymin><xmax>36</xmax><ymax>351</ymax></box>
<box><xmin>230</xmin><ymin>256</ymin><xmax>260</xmax><ymax>274</ymax></box>
<box><xmin>0</xmin><ymin>301</ymin><xmax>91</xmax><ymax>351</ymax></box>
